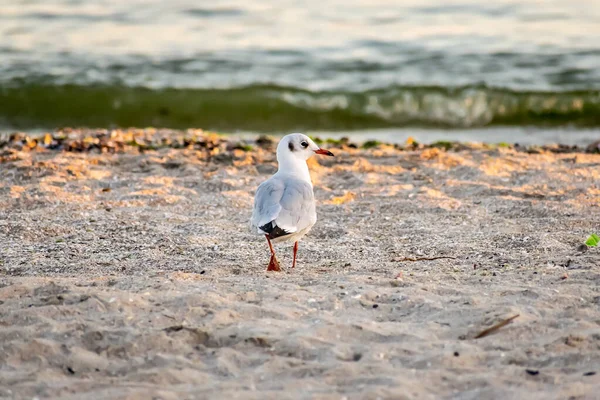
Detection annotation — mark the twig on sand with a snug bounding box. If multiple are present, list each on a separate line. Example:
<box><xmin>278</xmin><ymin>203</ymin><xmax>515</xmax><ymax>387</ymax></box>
<box><xmin>393</xmin><ymin>256</ymin><xmax>457</xmax><ymax>262</ymax></box>
<box><xmin>474</xmin><ymin>314</ymin><xmax>520</xmax><ymax>339</ymax></box>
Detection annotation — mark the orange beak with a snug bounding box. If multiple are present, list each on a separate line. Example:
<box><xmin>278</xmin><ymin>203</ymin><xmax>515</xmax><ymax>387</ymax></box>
<box><xmin>314</xmin><ymin>148</ymin><xmax>334</xmax><ymax>156</ymax></box>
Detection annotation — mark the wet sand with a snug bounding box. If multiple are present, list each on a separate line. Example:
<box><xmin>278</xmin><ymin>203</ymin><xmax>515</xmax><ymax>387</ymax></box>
<box><xmin>1</xmin><ymin>129</ymin><xmax>599</xmax><ymax>399</ymax></box>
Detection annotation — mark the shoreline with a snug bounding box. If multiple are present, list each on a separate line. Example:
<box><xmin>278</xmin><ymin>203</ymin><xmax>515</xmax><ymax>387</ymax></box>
<box><xmin>2</xmin><ymin>127</ymin><xmax>599</xmax><ymax>155</ymax></box>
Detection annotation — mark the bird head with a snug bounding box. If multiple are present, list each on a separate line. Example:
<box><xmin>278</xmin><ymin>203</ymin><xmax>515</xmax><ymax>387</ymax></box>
<box><xmin>276</xmin><ymin>133</ymin><xmax>334</xmax><ymax>163</ymax></box>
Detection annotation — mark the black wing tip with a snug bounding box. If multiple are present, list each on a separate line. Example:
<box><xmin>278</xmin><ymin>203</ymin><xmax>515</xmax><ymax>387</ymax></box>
<box><xmin>260</xmin><ymin>221</ymin><xmax>291</xmax><ymax>239</ymax></box>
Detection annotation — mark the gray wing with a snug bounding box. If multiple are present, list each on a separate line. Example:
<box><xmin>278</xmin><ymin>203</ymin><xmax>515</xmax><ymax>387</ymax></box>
<box><xmin>276</xmin><ymin>178</ymin><xmax>316</xmax><ymax>233</ymax></box>
<box><xmin>251</xmin><ymin>177</ymin><xmax>285</xmax><ymax>231</ymax></box>
<box><xmin>251</xmin><ymin>176</ymin><xmax>316</xmax><ymax>235</ymax></box>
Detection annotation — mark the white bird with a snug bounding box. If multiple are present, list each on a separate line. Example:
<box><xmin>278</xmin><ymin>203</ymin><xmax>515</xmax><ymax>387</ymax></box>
<box><xmin>250</xmin><ymin>133</ymin><xmax>334</xmax><ymax>271</ymax></box>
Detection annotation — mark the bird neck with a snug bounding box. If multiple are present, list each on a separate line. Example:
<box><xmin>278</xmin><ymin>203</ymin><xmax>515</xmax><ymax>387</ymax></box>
<box><xmin>277</xmin><ymin>156</ymin><xmax>312</xmax><ymax>182</ymax></box>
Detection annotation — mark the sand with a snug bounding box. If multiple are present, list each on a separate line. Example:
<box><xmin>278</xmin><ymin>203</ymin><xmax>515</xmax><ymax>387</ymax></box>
<box><xmin>1</xmin><ymin>130</ymin><xmax>599</xmax><ymax>400</ymax></box>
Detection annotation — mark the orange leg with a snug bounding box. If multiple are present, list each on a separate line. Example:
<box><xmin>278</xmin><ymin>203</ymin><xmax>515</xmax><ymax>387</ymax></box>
<box><xmin>265</xmin><ymin>235</ymin><xmax>281</xmax><ymax>272</ymax></box>
<box><xmin>292</xmin><ymin>241</ymin><xmax>298</xmax><ymax>268</ymax></box>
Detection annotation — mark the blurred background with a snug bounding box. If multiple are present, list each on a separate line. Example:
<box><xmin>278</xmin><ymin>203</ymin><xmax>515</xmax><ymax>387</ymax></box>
<box><xmin>1</xmin><ymin>0</ymin><xmax>599</xmax><ymax>144</ymax></box>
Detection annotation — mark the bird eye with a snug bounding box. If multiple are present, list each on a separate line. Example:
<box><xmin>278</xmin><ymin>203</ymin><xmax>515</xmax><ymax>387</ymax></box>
<box><xmin>301</xmin><ymin>141</ymin><xmax>309</xmax><ymax>148</ymax></box>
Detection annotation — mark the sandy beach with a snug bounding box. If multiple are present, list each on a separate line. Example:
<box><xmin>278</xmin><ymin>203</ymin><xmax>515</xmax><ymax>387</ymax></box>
<box><xmin>1</xmin><ymin>129</ymin><xmax>599</xmax><ymax>399</ymax></box>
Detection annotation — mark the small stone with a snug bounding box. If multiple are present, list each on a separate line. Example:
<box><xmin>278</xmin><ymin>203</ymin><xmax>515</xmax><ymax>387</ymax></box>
<box><xmin>585</xmin><ymin>140</ymin><xmax>600</xmax><ymax>154</ymax></box>
<box><xmin>256</xmin><ymin>135</ymin><xmax>274</xmax><ymax>149</ymax></box>
<box><xmin>526</xmin><ymin>369</ymin><xmax>539</xmax><ymax>376</ymax></box>
<box><xmin>564</xmin><ymin>259</ymin><xmax>572</xmax><ymax>268</ymax></box>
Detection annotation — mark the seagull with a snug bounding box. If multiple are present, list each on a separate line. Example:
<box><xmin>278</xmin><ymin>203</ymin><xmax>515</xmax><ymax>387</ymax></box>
<box><xmin>250</xmin><ymin>133</ymin><xmax>334</xmax><ymax>271</ymax></box>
